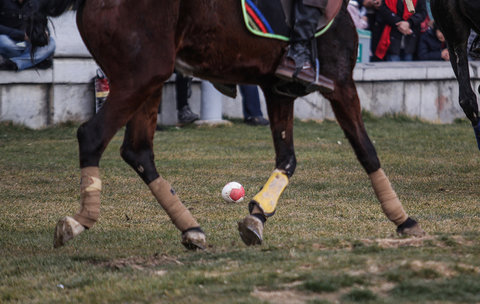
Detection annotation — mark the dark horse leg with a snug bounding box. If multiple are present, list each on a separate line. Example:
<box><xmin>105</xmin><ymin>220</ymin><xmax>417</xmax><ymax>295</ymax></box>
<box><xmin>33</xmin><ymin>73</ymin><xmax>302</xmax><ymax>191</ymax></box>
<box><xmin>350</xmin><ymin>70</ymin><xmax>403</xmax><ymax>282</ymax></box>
<box><xmin>238</xmin><ymin>88</ymin><xmax>296</xmax><ymax>245</ymax></box>
<box><xmin>238</xmin><ymin>9</ymin><xmax>424</xmax><ymax>245</ymax></box>
<box><xmin>120</xmin><ymin>89</ymin><xmax>206</xmax><ymax>250</ymax></box>
<box><xmin>317</xmin><ymin>15</ymin><xmax>424</xmax><ymax>237</ymax></box>
<box><xmin>53</xmin><ymin>0</ymin><xmax>205</xmax><ymax>249</ymax></box>
<box><xmin>238</xmin><ymin>78</ymin><xmax>424</xmax><ymax>246</ymax></box>
<box><xmin>431</xmin><ymin>0</ymin><xmax>480</xmax><ymax>148</ymax></box>
<box><xmin>326</xmin><ymin>77</ymin><xmax>424</xmax><ymax>236</ymax></box>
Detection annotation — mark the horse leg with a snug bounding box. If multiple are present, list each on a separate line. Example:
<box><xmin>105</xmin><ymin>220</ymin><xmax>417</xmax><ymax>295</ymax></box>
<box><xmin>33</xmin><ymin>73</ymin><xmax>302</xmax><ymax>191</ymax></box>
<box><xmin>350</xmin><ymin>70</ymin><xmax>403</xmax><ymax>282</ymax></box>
<box><xmin>238</xmin><ymin>88</ymin><xmax>295</xmax><ymax>245</ymax></box>
<box><xmin>326</xmin><ymin>78</ymin><xmax>425</xmax><ymax>237</ymax></box>
<box><xmin>120</xmin><ymin>88</ymin><xmax>206</xmax><ymax>250</ymax></box>
<box><xmin>53</xmin><ymin>1</ymin><xmax>189</xmax><ymax>248</ymax></box>
<box><xmin>450</xmin><ymin>40</ymin><xmax>480</xmax><ymax>148</ymax></box>
<box><xmin>53</xmin><ymin>77</ymin><xmax>164</xmax><ymax>247</ymax></box>
<box><xmin>432</xmin><ymin>0</ymin><xmax>480</xmax><ymax>147</ymax></box>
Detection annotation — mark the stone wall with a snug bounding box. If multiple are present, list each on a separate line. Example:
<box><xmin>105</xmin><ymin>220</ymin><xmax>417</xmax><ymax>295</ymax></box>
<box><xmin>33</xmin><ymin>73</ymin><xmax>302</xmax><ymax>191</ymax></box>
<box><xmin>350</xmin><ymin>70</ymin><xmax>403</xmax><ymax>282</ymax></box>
<box><xmin>222</xmin><ymin>61</ymin><xmax>480</xmax><ymax>124</ymax></box>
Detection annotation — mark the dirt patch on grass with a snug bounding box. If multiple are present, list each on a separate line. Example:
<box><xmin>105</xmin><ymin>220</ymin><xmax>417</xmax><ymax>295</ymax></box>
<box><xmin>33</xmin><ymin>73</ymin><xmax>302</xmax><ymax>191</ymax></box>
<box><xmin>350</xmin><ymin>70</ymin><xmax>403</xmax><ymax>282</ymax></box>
<box><xmin>359</xmin><ymin>235</ymin><xmax>435</xmax><ymax>248</ymax></box>
<box><xmin>357</xmin><ymin>235</ymin><xmax>476</xmax><ymax>250</ymax></box>
<box><xmin>407</xmin><ymin>260</ymin><xmax>457</xmax><ymax>277</ymax></box>
<box><xmin>252</xmin><ymin>288</ymin><xmax>316</xmax><ymax>304</ymax></box>
<box><xmin>253</xmin><ymin>285</ymin><xmax>385</xmax><ymax>304</ymax></box>
<box><xmin>312</xmin><ymin>235</ymin><xmax>475</xmax><ymax>252</ymax></box>
<box><xmin>404</xmin><ymin>260</ymin><xmax>480</xmax><ymax>277</ymax></box>
<box><xmin>97</xmin><ymin>253</ymin><xmax>182</xmax><ymax>271</ymax></box>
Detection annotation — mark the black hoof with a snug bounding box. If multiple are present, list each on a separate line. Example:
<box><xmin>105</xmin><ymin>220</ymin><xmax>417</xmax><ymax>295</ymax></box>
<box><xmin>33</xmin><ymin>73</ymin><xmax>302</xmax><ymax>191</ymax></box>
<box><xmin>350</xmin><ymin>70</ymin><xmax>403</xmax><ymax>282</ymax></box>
<box><xmin>396</xmin><ymin>217</ymin><xmax>426</xmax><ymax>237</ymax></box>
<box><xmin>238</xmin><ymin>215</ymin><xmax>263</xmax><ymax>246</ymax></box>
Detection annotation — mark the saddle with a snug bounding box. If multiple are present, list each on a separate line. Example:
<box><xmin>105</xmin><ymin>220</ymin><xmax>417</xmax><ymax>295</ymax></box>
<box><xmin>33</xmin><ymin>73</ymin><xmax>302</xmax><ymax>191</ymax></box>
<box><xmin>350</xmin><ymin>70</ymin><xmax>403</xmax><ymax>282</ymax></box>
<box><xmin>213</xmin><ymin>0</ymin><xmax>342</xmax><ymax>98</ymax></box>
<box><xmin>243</xmin><ymin>0</ymin><xmax>342</xmax><ymax>41</ymax></box>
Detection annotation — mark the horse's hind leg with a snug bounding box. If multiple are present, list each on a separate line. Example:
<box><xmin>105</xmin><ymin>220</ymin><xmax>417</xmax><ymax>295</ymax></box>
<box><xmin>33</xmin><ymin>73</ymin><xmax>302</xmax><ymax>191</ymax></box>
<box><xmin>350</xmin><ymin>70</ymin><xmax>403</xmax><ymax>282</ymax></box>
<box><xmin>120</xmin><ymin>88</ymin><xmax>206</xmax><ymax>250</ymax></box>
<box><xmin>326</xmin><ymin>78</ymin><xmax>425</xmax><ymax>236</ymax></box>
<box><xmin>238</xmin><ymin>88</ymin><xmax>295</xmax><ymax>245</ymax></box>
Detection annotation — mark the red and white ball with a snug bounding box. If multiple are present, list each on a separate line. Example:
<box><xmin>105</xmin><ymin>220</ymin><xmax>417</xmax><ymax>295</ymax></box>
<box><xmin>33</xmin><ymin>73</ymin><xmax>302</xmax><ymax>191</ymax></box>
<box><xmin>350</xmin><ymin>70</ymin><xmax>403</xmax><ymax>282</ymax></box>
<box><xmin>221</xmin><ymin>182</ymin><xmax>245</xmax><ymax>203</ymax></box>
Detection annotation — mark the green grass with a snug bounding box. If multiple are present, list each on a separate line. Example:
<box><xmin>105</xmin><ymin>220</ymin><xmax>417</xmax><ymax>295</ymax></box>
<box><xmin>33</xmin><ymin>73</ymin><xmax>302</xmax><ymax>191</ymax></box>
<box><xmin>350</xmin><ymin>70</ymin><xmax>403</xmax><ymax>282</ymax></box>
<box><xmin>1</xmin><ymin>115</ymin><xmax>480</xmax><ymax>303</ymax></box>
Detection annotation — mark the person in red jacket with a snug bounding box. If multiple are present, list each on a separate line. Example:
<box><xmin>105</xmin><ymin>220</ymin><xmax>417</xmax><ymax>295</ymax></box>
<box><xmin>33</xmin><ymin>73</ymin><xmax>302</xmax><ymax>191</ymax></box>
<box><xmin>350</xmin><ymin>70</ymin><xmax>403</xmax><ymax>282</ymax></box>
<box><xmin>375</xmin><ymin>0</ymin><xmax>427</xmax><ymax>61</ymax></box>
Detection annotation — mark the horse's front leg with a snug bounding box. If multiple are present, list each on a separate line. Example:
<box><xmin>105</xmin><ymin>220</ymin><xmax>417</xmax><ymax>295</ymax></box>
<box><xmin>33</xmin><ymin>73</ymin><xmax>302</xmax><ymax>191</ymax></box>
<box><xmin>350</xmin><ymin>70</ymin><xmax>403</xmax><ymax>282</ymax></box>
<box><xmin>447</xmin><ymin>36</ymin><xmax>479</xmax><ymax>120</ymax></box>
<box><xmin>431</xmin><ymin>0</ymin><xmax>480</xmax><ymax>147</ymax></box>
<box><xmin>238</xmin><ymin>88</ymin><xmax>296</xmax><ymax>246</ymax></box>
<box><xmin>53</xmin><ymin>83</ymin><xmax>145</xmax><ymax>248</ymax></box>
<box><xmin>326</xmin><ymin>78</ymin><xmax>425</xmax><ymax>237</ymax></box>
<box><xmin>449</xmin><ymin>43</ymin><xmax>480</xmax><ymax>149</ymax></box>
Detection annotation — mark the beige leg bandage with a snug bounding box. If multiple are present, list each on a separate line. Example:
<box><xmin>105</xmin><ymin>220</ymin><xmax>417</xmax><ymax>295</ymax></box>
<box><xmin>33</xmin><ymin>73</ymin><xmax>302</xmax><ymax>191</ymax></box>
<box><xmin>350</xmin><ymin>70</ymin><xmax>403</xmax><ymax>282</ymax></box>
<box><xmin>74</xmin><ymin>167</ymin><xmax>102</xmax><ymax>228</ymax></box>
<box><xmin>148</xmin><ymin>177</ymin><xmax>199</xmax><ymax>231</ymax></box>
<box><xmin>369</xmin><ymin>169</ymin><xmax>408</xmax><ymax>226</ymax></box>
<box><xmin>252</xmin><ymin>169</ymin><xmax>289</xmax><ymax>217</ymax></box>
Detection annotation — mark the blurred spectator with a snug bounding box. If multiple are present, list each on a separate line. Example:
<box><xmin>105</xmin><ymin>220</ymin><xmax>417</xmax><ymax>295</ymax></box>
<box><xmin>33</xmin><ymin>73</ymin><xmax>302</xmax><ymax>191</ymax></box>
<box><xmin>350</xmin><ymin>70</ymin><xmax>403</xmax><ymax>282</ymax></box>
<box><xmin>239</xmin><ymin>85</ymin><xmax>269</xmax><ymax>126</ymax></box>
<box><xmin>157</xmin><ymin>70</ymin><xmax>198</xmax><ymax>129</ymax></box>
<box><xmin>419</xmin><ymin>15</ymin><xmax>432</xmax><ymax>34</ymax></box>
<box><xmin>362</xmin><ymin>0</ymin><xmax>383</xmax><ymax>61</ymax></box>
<box><xmin>375</xmin><ymin>0</ymin><xmax>427</xmax><ymax>61</ymax></box>
<box><xmin>348</xmin><ymin>0</ymin><xmax>368</xmax><ymax>29</ymax></box>
<box><xmin>0</xmin><ymin>0</ymin><xmax>55</xmax><ymax>71</ymax></box>
<box><xmin>417</xmin><ymin>23</ymin><xmax>449</xmax><ymax>61</ymax></box>
<box><xmin>175</xmin><ymin>71</ymin><xmax>199</xmax><ymax>125</ymax></box>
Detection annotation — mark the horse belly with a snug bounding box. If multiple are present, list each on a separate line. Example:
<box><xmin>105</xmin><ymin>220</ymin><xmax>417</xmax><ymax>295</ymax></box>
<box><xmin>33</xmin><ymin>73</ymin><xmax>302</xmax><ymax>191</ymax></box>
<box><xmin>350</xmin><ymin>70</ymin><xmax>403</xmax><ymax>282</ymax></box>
<box><xmin>174</xmin><ymin>0</ymin><xmax>285</xmax><ymax>84</ymax></box>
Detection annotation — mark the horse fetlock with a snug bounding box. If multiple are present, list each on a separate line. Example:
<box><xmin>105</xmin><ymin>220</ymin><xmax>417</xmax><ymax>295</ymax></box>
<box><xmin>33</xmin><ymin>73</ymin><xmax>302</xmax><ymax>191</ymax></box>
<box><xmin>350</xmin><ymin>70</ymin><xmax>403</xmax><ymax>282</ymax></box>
<box><xmin>238</xmin><ymin>215</ymin><xmax>264</xmax><ymax>246</ymax></box>
<box><xmin>396</xmin><ymin>217</ymin><xmax>426</xmax><ymax>237</ymax></box>
<box><xmin>53</xmin><ymin>216</ymin><xmax>85</xmax><ymax>248</ymax></box>
<box><xmin>181</xmin><ymin>229</ymin><xmax>206</xmax><ymax>250</ymax></box>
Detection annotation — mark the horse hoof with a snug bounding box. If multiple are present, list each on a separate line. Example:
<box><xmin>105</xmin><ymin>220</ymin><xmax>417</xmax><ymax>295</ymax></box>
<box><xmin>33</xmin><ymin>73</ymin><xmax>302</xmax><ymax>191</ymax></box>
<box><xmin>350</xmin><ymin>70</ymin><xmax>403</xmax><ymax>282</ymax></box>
<box><xmin>181</xmin><ymin>230</ymin><xmax>206</xmax><ymax>250</ymax></box>
<box><xmin>397</xmin><ymin>223</ymin><xmax>426</xmax><ymax>237</ymax></box>
<box><xmin>53</xmin><ymin>216</ymin><xmax>85</xmax><ymax>248</ymax></box>
<box><xmin>396</xmin><ymin>217</ymin><xmax>426</xmax><ymax>237</ymax></box>
<box><xmin>238</xmin><ymin>215</ymin><xmax>263</xmax><ymax>246</ymax></box>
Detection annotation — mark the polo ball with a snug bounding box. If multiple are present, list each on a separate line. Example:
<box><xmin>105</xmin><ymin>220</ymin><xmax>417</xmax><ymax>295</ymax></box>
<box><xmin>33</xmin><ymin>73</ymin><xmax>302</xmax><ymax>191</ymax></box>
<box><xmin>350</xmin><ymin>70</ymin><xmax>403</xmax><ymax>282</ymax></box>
<box><xmin>221</xmin><ymin>182</ymin><xmax>245</xmax><ymax>203</ymax></box>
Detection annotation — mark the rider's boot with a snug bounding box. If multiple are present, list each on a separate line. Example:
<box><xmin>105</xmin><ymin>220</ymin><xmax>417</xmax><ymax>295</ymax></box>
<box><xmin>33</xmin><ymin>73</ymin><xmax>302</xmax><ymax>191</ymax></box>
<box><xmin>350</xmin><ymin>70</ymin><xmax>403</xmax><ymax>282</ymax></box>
<box><xmin>275</xmin><ymin>1</ymin><xmax>334</xmax><ymax>92</ymax></box>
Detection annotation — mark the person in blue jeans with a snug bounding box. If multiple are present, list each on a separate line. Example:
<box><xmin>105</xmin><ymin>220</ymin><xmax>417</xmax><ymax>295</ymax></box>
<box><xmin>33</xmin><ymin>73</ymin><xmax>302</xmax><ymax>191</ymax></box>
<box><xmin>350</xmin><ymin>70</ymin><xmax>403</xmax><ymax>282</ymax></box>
<box><xmin>0</xmin><ymin>0</ymin><xmax>55</xmax><ymax>71</ymax></box>
<box><xmin>239</xmin><ymin>85</ymin><xmax>269</xmax><ymax>126</ymax></box>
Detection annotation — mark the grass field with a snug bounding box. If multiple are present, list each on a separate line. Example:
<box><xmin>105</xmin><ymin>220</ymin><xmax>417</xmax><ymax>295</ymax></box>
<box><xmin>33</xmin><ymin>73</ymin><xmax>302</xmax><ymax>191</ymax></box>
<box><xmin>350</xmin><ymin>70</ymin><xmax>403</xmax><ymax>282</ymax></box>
<box><xmin>1</xmin><ymin>115</ymin><xmax>480</xmax><ymax>303</ymax></box>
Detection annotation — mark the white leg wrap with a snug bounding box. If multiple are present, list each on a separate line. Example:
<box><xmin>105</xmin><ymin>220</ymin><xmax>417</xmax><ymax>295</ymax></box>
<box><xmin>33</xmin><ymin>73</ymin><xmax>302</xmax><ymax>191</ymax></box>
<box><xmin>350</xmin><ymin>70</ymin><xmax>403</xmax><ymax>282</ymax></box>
<box><xmin>148</xmin><ymin>177</ymin><xmax>199</xmax><ymax>231</ymax></box>
<box><xmin>74</xmin><ymin>167</ymin><xmax>102</xmax><ymax>228</ymax></box>
<box><xmin>369</xmin><ymin>169</ymin><xmax>408</xmax><ymax>226</ymax></box>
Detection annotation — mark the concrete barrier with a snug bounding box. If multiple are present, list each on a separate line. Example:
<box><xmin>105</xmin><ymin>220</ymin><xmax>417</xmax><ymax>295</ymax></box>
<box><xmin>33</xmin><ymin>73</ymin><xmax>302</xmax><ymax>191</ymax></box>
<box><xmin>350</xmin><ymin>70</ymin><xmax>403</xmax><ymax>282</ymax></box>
<box><xmin>222</xmin><ymin>61</ymin><xmax>480</xmax><ymax>124</ymax></box>
<box><xmin>0</xmin><ymin>12</ymin><xmax>199</xmax><ymax>129</ymax></box>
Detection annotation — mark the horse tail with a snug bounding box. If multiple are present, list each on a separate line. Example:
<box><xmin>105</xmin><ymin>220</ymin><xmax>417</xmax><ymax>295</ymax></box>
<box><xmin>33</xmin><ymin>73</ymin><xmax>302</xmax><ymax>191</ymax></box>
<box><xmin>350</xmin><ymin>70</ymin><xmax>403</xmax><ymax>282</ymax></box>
<box><xmin>39</xmin><ymin>0</ymin><xmax>85</xmax><ymax>17</ymax></box>
<box><xmin>27</xmin><ymin>0</ymin><xmax>85</xmax><ymax>52</ymax></box>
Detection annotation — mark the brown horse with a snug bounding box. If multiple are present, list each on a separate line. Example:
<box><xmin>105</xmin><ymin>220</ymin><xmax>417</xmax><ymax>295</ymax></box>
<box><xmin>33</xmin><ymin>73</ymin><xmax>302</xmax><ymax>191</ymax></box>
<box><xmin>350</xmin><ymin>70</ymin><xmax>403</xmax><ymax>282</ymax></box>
<box><xmin>31</xmin><ymin>0</ymin><xmax>424</xmax><ymax>249</ymax></box>
<box><xmin>430</xmin><ymin>0</ymin><xmax>480</xmax><ymax>148</ymax></box>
